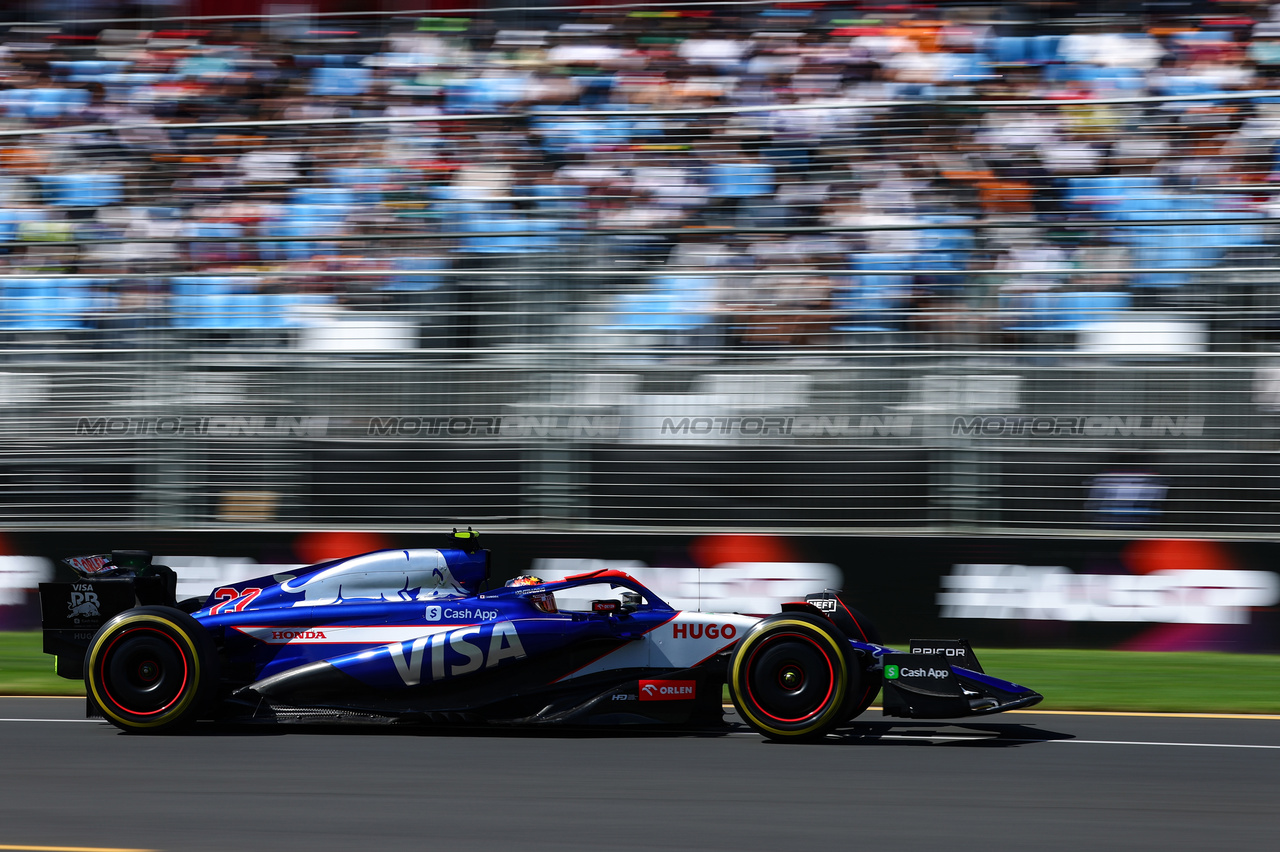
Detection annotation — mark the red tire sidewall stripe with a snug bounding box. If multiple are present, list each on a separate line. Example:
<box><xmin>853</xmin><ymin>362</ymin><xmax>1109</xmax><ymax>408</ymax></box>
<box><xmin>743</xmin><ymin>632</ymin><xmax>835</xmax><ymax>724</ymax></box>
<box><xmin>99</xmin><ymin>626</ymin><xmax>190</xmax><ymax>717</ymax></box>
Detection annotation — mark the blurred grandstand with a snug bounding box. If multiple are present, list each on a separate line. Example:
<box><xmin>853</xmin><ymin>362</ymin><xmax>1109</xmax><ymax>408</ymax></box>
<box><xmin>0</xmin><ymin>1</ymin><xmax>1279</xmax><ymax>536</ymax></box>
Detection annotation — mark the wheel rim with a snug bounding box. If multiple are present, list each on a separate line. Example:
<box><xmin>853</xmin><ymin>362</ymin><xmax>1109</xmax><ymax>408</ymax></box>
<box><xmin>99</xmin><ymin>627</ymin><xmax>190</xmax><ymax>717</ymax></box>
<box><xmin>743</xmin><ymin>633</ymin><xmax>835</xmax><ymax>725</ymax></box>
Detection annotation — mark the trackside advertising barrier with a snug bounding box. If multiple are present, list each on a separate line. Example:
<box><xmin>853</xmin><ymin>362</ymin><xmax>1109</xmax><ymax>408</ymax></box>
<box><xmin>3</xmin><ymin>532</ymin><xmax>1278</xmax><ymax>652</ymax></box>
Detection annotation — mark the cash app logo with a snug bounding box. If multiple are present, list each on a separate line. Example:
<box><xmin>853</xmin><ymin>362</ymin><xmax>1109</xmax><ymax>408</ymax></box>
<box><xmin>885</xmin><ymin>664</ymin><xmax>899</xmax><ymax>680</ymax></box>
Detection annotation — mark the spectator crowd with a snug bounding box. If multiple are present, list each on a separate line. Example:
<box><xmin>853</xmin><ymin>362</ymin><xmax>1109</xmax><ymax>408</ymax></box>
<box><xmin>3</xmin><ymin>1</ymin><xmax>1280</xmax><ymax>350</ymax></box>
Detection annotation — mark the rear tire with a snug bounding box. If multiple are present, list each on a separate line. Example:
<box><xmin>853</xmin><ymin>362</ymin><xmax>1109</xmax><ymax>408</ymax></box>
<box><xmin>84</xmin><ymin>606</ymin><xmax>218</xmax><ymax>733</ymax></box>
<box><xmin>728</xmin><ymin>613</ymin><xmax>856</xmax><ymax>742</ymax></box>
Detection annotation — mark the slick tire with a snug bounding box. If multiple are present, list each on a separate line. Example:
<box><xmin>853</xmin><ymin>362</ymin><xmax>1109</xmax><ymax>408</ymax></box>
<box><xmin>840</xmin><ymin>605</ymin><xmax>883</xmax><ymax>722</ymax></box>
<box><xmin>728</xmin><ymin>613</ymin><xmax>857</xmax><ymax>742</ymax></box>
<box><xmin>84</xmin><ymin>606</ymin><xmax>218</xmax><ymax>733</ymax></box>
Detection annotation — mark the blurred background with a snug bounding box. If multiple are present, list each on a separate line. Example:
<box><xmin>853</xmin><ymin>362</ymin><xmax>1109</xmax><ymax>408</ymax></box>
<box><xmin>0</xmin><ymin>0</ymin><xmax>1279</xmax><ymax>651</ymax></box>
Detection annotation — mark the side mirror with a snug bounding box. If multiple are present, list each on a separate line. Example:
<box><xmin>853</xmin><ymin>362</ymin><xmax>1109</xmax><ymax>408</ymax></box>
<box><xmin>591</xmin><ymin>592</ymin><xmax>642</xmax><ymax>615</ymax></box>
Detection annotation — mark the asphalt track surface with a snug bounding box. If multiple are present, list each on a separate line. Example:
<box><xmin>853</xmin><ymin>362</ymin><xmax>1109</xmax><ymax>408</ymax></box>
<box><xmin>1</xmin><ymin>698</ymin><xmax>1277</xmax><ymax>852</ymax></box>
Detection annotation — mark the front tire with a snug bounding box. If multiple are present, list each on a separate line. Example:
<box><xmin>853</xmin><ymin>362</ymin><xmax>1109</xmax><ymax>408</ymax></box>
<box><xmin>85</xmin><ymin>606</ymin><xmax>218</xmax><ymax>733</ymax></box>
<box><xmin>728</xmin><ymin>613</ymin><xmax>857</xmax><ymax>742</ymax></box>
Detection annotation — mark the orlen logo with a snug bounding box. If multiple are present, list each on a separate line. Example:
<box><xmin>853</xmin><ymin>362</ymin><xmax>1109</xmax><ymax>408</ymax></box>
<box><xmin>639</xmin><ymin>680</ymin><xmax>697</xmax><ymax>701</ymax></box>
<box><xmin>271</xmin><ymin>630</ymin><xmax>327</xmax><ymax>641</ymax></box>
<box><xmin>672</xmin><ymin>622</ymin><xmax>737</xmax><ymax>640</ymax></box>
<box><xmin>66</xmin><ymin>555</ymin><xmax>110</xmax><ymax>574</ymax></box>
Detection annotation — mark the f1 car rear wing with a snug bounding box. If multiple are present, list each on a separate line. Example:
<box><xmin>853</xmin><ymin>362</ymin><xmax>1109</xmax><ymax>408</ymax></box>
<box><xmin>39</xmin><ymin>551</ymin><xmax>179</xmax><ymax>679</ymax></box>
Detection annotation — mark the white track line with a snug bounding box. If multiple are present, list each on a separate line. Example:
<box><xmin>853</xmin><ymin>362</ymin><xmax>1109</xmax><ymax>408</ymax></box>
<box><xmin>1051</xmin><ymin>738</ymin><xmax>1280</xmax><ymax>750</ymax></box>
<box><xmin>862</xmin><ymin>733</ymin><xmax>1280</xmax><ymax>750</ymax></box>
<box><xmin>0</xmin><ymin>718</ymin><xmax>99</xmax><ymax>723</ymax></box>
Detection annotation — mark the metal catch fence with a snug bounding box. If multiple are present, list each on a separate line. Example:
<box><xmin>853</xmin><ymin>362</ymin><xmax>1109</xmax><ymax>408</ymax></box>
<box><xmin>2</xmin><ymin>86</ymin><xmax>1280</xmax><ymax>536</ymax></box>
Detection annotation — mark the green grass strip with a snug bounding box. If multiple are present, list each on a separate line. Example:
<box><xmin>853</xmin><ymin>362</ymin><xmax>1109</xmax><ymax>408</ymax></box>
<box><xmin>977</xmin><ymin>649</ymin><xmax>1280</xmax><ymax>714</ymax></box>
<box><xmin>4</xmin><ymin>633</ymin><xmax>1279</xmax><ymax>713</ymax></box>
<box><xmin>0</xmin><ymin>632</ymin><xmax>83</xmax><ymax>696</ymax></box>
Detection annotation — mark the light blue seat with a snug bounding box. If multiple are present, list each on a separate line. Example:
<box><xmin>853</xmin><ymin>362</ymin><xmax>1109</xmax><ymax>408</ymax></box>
<box><xmin>433</xmin><ymin>198</ymin><xmax>501</xmax><ymax>232</ymax></box>
<box><xmin>529</xmin><ymin>184</ymin><xmax>588</xmax><ymax>211</ymax></box>
<box><xmin>707</xmin><ymin>162</ymin><xmax>776</xmax><ymax>198</ymax></box>
<box><xmin>188</xmin><ymin>222</ymin><xmax>237</xmax><ymax>239</ymax></box>
<box><xmin>169</xmin><ymin>282</ymin><xmax>217</xmax><ymax>330</ymax></box>
<box><xmin>472</xmin><ymin>75</ymin><xmax>529</xmax><ymax>110</ymax></box>
<box><xmin>263</xmin><ymin>205</ymin><xmax>344</xmax><ymax>261</ymax></box>
<box><xmin>291</xmin><ymin>186</ymin><xmax>355</xmax><ymax>209</ymax></box>
<box><xmin>32</xmin><ymin>292</ymin><xmax>89</xmax><ymax>330</ymax></box>
<box><xmin>530</xmin><ymin>113</ymin><xmax>630</xmax><ymax>153</ymax></box>
<box><xmin>1101</xmin><ymin>67</ymin><xmax>1146</xmax><ymax>92</ymax></box>
<box><xmin>188</xmin><ymin>221</ymin><xmax>244</xmax><ymax>254</ymax></box>
<box><xmin>385</xmin><ymin>257</ymin><xmax>447</xmax><ymax>292</ymax></box>
<box><xmin>171</xmin><ymin>276</ymin><xmax>242</xmax><ymax>297</ymax></box>
<box><xmin>2</xmin><ymin>278</ymin><xmax>51</xmax><ymax>330</ymax></box>
<box><xmin>991</xmin><ymin>36</ymin><xmax>1029</xmax><ymax>65</ymax></box>
<box><xmin>309</xmin><ymin>66</ymin><xmax>371</xmax><ymax>97</ymax></box>
<box><xmin>37</xmin><ymin>173</ymin><xmax>122</xmax><ymax>207</ymax></box>
<box><xmin>831</xmin><ymin>277</ymin><xmax>903</xmax><ymax>334</ymax></box>
<box><xmin>1043</xmin><ymin>62</ymin><xmax>1089</xmax><ymax>83</ymax></box>
<box><xmin>604</xmin><ymin>292</ymin><xmax>684</xmax><ymax>332</ymax></box>
<box><xmin>1206</xmin><ymin>208</ymin><xmax>1266</xmax><ymax>251</ymax></box>
<box><xmin>460</xmin><ymin>213</ymin><xmax>561</xmax><ymax>255</ymax></box>
<box><xmin>1030</xmin><ymin>35</ymin><xmax>1062</xmax><ymax>65</ymax></box>
<box><xmin>833</xmin><ymin>256</ymin><xmax>912</xmax><ymax>334</ymax></box>
<box><xmin>2</xmin><ymin>278</ymin><xmax>91</xmax><ymax>331</ymax></box>
<box><xmin>174</xmin><ymin>290</ymin><xmax>275</xmax><ymax>331</ymax></box>
<box><xmin>225</xmin><ymin>292</ymin><xmax>274</xmax><ymax>329</ymax></box>
<box><xmin>918</xmin><ymin>216</ymin><xmax>975</xmax><ymax>273</ymax></box>
<box><xmin>850</xmin><ymin>252</ymin><xmax>915</xmax><ymax>288</ymax></box>
<box><xmin>1154</xmin><ymin>75</ymin><xmax>1220</xmax><ymax>98</ymax></box>
<box><xmin>0</xmin><ymin>209</ymin><xmax>48</xmax><ymax>243</ymax></box>
<box><xmin>523</xmin><ymin>218</ymin><xmax>563</xmax><ymax>253</ymax></box>
<box><xmin>1174</xmin><ymin>31</ymin><xmax>1230</xmax><ymax>45</ymax></box>
<box><xmin>59</xmin><ymin>60</ymin><xmax>129</xmax><ymax>82</ymax></box>
<box><xmin>462</xmin><ymin>213</ymin><xmax>526</xmax><ymax>254</ymax></box>
<box><xmin>1132</xmin><ymin>240</ymin><xmax>1196</xmax><ymax>288</ymax></box>
<box><xmin>20</xmin><ymin>88</ymin><xmax>90</xmax><ymax>119</ymax></box>
<box><xmin>326</xmin><ymin>168</ymin><xmax>390</xmax><ymax>205</ymax></box>
<box><xmin>270</xmin><ymin>292</ymin><xmax>337</xmax><ymax>328</ymax></box>
<box><xmin>0</xmin><ymin>90</ymin><xmax>30</xmax><ymax>118</ymax></box>
<box><xmin>1070</xmin><ymin>175</ymin><xmax>1161</xmax><ymax>217</ymax></box>
<box><xmin>1058</xmin><ymin>291</ymin><xmax>1132</xmax><ymax>330</ymax></box>
<box><xmin>197</xmin><ymin>290</ymin><xmax>234</xmax><ymax>330</ymax></box>
<box><xmin>940</xmin><ymin>52</ymin><xmax>997</xmax><ymax>82</ymax></box>
<box><xmin>169</xmin><ymin>277</ymin><xmax>264</xmax><ymax>329</ymax></box>
<box><xmin>602</xmin><ymin>276</ymin><xmax>715</xmax><ymax>334</ymax></box>
<box><xmin>1001</xmin><ymin>290</ymin><xmax>1061</xmax><ymax>333</ymax></box>
<box><xmin>427</xmin><ymin>185</ymin><xmax>473</xmax><ymax>202</ymax></box>
<box><xmin>1062</xmin><ymin>65</ymin><xmax>1143</xmax><ymax>94</ymax></box>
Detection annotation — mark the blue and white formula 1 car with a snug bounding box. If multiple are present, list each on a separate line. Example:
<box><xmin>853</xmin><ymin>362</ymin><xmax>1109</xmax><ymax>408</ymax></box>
<box><xmin>39</xmin><ymin>532</ymin><xmax>1041</xmax><ymax>741</ymax></box>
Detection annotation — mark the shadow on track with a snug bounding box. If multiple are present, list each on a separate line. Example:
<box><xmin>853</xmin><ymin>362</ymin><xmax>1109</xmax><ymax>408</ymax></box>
<box><xmin>112</xmin><ymin>716</ymin><xmax>1073</xmax><ymax>747</ymax></box>
<box><xmin>828</xmin><ymin>719</ymin><xmax>1075</xmax><ymax>748</ymax></box>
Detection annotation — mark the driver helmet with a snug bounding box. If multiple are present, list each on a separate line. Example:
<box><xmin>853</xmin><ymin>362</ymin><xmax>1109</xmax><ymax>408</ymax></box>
<box><xmin>506</xmin><ymin>575</ymin><xmax>557</xmax><ymax>613</ymax></box>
